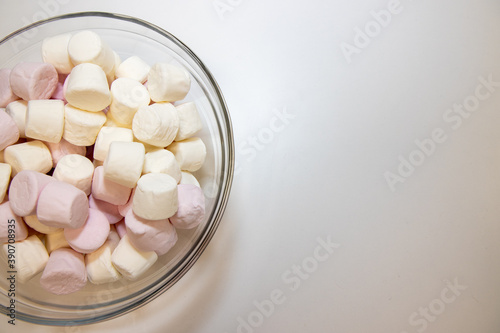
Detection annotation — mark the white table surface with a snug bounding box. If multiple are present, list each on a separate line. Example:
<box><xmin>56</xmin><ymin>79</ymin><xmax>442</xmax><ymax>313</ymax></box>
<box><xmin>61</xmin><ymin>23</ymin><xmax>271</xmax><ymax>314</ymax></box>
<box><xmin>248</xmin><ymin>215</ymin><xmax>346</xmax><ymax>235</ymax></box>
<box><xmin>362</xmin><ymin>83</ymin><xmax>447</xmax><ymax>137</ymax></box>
<box><xmin>1</xmin><ymin>0</ymin><xmax>500</xmax><ymax>332</ymax></box>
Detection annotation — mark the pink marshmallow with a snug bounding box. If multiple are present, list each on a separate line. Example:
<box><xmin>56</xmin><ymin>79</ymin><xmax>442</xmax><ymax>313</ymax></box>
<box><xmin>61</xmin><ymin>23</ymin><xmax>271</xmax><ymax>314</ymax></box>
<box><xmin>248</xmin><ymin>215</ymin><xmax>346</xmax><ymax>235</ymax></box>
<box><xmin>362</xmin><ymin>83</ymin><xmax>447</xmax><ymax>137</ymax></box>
<box><xmin>169</xmin><ymin>184</ymin><xmax>205</xmax><ymax>229</ymax></box>
<box><xmin>40</xmin><ymin>248</ymin><xmax>87</xmax><ymax>295</ymax></box>
<box><xmin>0</xmin><ymin>201</ymin><xmax>28</xmax><ymax>243</ymax></box>
<box><xmin>91</xmin><ymin>166</ymin><xmax>131</xmax><ymax>205</ymax></box>
<box><xmin>8</xmin><ymin>170</ymin><xmax>55</xmax><ymax>216</ymax></box>
<box><xmin>117</xmin><ymin>187</ymin><xmax>135</xmax><ymax>217</ymax></box>
<box><xmin>115</xmin><ymin>219</ymin><xmax>127</xmax><ymax>238</ymax></box>
<box><xmin>64</xmin><ymin>208</ymin><xmax>110</xmax><ymax>254</ymax></box>
<box><xmin>0</xmin><ymin>69</ymin><xmax>19</xmax><ymax>107</ymax></box>
<box><xmin>10</xmin><ymin>62</ymin><xmax>58</xmax><ymax>101</ymax></box>
<box><xmin>0</xmin><ymin>109</ymin><xmax>20</xmax><ymax>151</ymax></box>
<box><xmin>125</xmin><ymin>209</ymin><xmax>177</xmax><ymax>255</ymax></box>
<box><xmin>88</xmin><ymin>195</ymin><xmax>122</xmax><ymax>224</ymax></box>
<box><xmin>44</xmin><ymin>138</ymin><xmax>86</xmax><ymax>167</ymax></box>
<box><xmin>37</xmin><ymin>180</ymin><xmax>89</xmax><ymax>229</ymax></box>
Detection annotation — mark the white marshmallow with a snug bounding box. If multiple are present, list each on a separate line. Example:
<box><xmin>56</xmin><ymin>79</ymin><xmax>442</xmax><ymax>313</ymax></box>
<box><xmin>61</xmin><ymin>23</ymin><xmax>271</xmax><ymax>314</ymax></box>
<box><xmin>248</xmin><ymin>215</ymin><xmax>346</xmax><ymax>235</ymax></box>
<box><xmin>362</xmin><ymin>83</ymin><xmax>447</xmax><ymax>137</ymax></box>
<box><xmin>52</xmin><ymin>154</ymin><xmax>94</xmax><ymax>195</ymax></box>
<box><xmin>132</xmin><ymin>103</ymin><xmax>179</xmax><ymax>147</ymax></box>
<box><xmin>42</xmin><ymin>33</ymin><xmax>74</xmax><ymax>74</ymax></box>
<box><xmin>5</xmin><ymin>100</ymin><xmax>27</xmax><ymax>138</ymax></box>
<box><xmin>143</xmin><ymin>149</ymin><xmax>181</xmax><ymax>183</ymax></box>
<box><xmin>111</xmin><ymin>234</ymin><xmax>157</xmax><ymax>280</ymax></box>
<box><xmin>0</xmin><ymin>163</ymin><xmax>11</xmax><ymax>202</ymax></box>
<box><xmin>108</xmin><ymin>77</ymin><xmax>150</xmax><ymax>127</ymax></box>
<box><xmin>24</xmin><ymin>215</ymin><xmax>61</xmax><ymax>235</ymax></box>
<box><xmin>113</xmin><ymin>52</ymin><xmax>122</xmax><ymax>71</ymax></box>
<box><xmin>167</xmin><ymin>137</ymin><xmax>206</xmax><ymax>172</ymax></box>
<box><xmin>179</xmin><ymin>171</ymin><xmax>200</xmax><ymax>187</ymax></box>
<box><xmin>175</xmin><ymin>102</ymin><xmax>202</xmax><ymax>141</ymax></box>
<box><xmin>147</xmin><ymin>63</ymin><xmax>191</xmax><ymax>102</ymax></box>
<box><xmin>85</xmin><ymin>230</ymin><xmax>121</xmax><ymax>284</ymax></box>
<box><xmin>65</xmin><ymin>63</ymin><xmax>111</xmax><ymax>112</ymax></box>
<box><xmin>103</xmin><ymin>141</ymin><xmax>145</xmax><ymax>188</ymax></box>
<box><xmin>44</xmin><ymin>229</ymin><xmax>70</xmax><ymax>253</ymax></box>
<box><xmin>4</xmin><ymin>140</ymin><xmax>52</xmax><ymax>176</ymax></box>
<box><xmin>115</xmin><ymin>56</ymin><xmax>151</xmax><ymax>83</ymax></box>
<box><xmin>94</xmin><ymin>126</ymin><xmax>134</xmax><ymax>161</ymax></box>
<box><xmin>2</xmin><ymin>235</ymin><xmax>49</xmax><ymax>283</ymax></box>
<box><xmin>63</xmin><ymin>104</ymin><xmax>106</xmax><ymax>146</ymax></box>
<box><xmin>25</xmin><ymin>99</ymin><xmax>65</xmax><ymax>143</ymax></box>
<box><xmin>68</xmin><ymin>30</ymin><xmax>115</xmax><ymax>75</ymax></box>
<box><xmin>133</xmin><ymin>173</ymin><xmax>178</xmax><ymax>220</ymax></box>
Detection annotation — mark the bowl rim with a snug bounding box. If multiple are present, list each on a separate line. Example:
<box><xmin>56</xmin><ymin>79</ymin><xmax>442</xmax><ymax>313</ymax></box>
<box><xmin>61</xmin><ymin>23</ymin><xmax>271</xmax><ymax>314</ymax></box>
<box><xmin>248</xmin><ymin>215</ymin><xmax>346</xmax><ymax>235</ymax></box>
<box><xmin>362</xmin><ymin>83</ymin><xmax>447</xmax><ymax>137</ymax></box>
<box><xmin>0</xmin><ymin>11</ymin><xmax>235</xmax><ymax>326</ymax></box>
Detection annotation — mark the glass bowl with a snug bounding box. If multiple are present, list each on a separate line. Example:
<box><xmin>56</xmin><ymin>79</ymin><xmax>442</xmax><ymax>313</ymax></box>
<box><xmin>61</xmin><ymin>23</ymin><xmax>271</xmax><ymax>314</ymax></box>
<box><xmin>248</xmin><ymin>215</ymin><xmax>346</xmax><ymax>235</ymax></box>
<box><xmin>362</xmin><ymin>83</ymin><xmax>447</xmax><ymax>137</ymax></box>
<box><xmin>0</xmin><ymin>12</ymin><xmax>234</xmax><ymax>326</ymax></box>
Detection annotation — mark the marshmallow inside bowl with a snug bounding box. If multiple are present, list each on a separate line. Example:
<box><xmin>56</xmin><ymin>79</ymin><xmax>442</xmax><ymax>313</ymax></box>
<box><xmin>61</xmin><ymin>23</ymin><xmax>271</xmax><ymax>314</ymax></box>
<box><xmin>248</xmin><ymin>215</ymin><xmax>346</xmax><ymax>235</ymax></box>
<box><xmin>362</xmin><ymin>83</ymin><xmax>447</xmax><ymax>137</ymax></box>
<box><xmin>0</xmin><ymin>12</ymin><xmax>233</xmax><ymax>325</ymax></box>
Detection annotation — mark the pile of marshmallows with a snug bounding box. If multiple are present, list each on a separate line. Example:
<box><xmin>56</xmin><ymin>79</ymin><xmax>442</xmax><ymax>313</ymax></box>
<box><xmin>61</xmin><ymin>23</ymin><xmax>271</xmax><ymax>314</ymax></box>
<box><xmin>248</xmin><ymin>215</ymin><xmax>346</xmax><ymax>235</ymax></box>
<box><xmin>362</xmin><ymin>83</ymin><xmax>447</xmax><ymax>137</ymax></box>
<box><xmin>0</xmin><ymin>31</ymin><xmax>207</xmax><ymax>295</ymax></box>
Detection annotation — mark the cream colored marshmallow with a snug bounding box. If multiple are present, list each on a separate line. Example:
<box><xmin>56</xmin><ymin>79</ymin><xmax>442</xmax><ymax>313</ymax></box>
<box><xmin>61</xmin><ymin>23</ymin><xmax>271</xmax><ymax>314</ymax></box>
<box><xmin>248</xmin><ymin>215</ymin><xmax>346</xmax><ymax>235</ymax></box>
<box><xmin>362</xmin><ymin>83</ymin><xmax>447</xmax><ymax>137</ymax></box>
<box><xmin>4</xmin><ymin>140</ymin><xmax>52</xmax><ymax>176</ymax></box>
<box><xmin>68</xmin><ymin>30</ymin><xmax>115</xmax><ymax>75</ymax></box>
<box><xmin>103</xmin><ymin>141</ymin><xmax>145</xmax><ymax>188</ymax></box>
<box><xmin>115</xmin><ymin>56</ymin><xmax>151</xmax><ymax>83</ymax></box>
<box><xmin>0</xmin><ymin>150</ymin><xmax>3</xmax><ymax>163</ymax></box>
<box><xmin>143</xmin><ymin>149</ymin><xmax>181</xmax><ymax>183</ymax></box>
<box><xmin>111</xmin><ymin>234</ymin><xmax>157</xmax><ymax>280</ymax></box>
<box><xmin>63</xmin><ymin>104</ymin><xmax>106</xmax><ymax>146</ymax></box>
<box><xmin>133</xmin><ymin>173</ymin><xmax>178</xmax><ymax>220</ymax></box>
<box><xmin>44</xmin><ymin>229</ymin><xmax>70</xmax><ymax>253</ymax></box>
<box><xmin>167</xmin><ymin>137</ymin><xmax>206</xmax><ymax>172</ymax></box>
<box><xmin>108</xmin><ymin>78</ymin><xmax>150</xmax><ymax>127</ymax></box>
<box><xmin>175</xmin><ymin>102</ymin><xmax>203</xmax><ymax>141</ymax></box>
<box><xmin>25</xmin><ymin>99</ymin><xmax>65</xmax><ymax>143</ymax></box>
<box><xmin>0</xmin><ymin>163</ymin><xmax>11</xmax><ymax>202</ymax></box>
<box><xmin>147</xmin><ymin>63</ymin><xmax>191</xmax><ymax>102</ymax></box>
<box><xmin>65</xmin><ymin>63</ymin><xmax>111</xmax><ymax>112</ymax></box>
<box><xmin>42</xmin><ymin>33</ymin><xmax>74</xmax><ymax>74</ymax></box>
<box><xmin>5</xmin><ymin>100</ymin><xmax>27</xmax><ymax>138</ymax></box>
<box><xmin>52</xmin><ymin>154</ymin><xmax>94</xmax><ymax>195</ymax></box>
<box><xmin>2</xmin><ymin>235</ymin><xmax>49</xmax><ymax>283</ymax></box>
<box><xmin>85</xmin><ymin>230</ymin><xmax>121</xmax><ymax>284</ymax></box>
<box><xmin>94</xmin><ymin>126</ymin><xmax>134</xmax><ymax>161</ymax></box>
<box><xmin>24</xmin><ymin>215</ymin><xmax>61</xmax><ymax>235</ymax></box>
<box><xmin>179</xmin><ymin>171</ymin><xmax>200</xmax><ymax>187</ymax></box>
<box><xmin>132</xmin><ymin>103</ymin><xmax>179</xmax><ymax>147</ymax></box>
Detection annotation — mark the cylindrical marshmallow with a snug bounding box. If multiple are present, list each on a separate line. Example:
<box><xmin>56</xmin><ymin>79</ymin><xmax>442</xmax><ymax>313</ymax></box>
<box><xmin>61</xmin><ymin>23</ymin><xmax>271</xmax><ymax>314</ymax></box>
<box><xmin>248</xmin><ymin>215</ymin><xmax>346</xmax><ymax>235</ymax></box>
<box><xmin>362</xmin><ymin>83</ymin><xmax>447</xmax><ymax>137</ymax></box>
<box><xmin>0</xmin><ymin>69</ymin><xmax>19</xmax><ymax>107</ymax></box>
<box><xmin>89</xmin><ymin>195</ymin><xmax>122</xmax><ymax>224</ymax></box>
<box><xmin>179</xmin><ymin>171</ymin><xmax>200</xmax><ymax>187</ymax></box>
<box><xmin>0</xmin><ymin>109</ymin><xmax>20</xmax><ymax>151</ymax></box>
<box><xmin>25</xmin><ymin>99</ymin><xmax>65</xmax><ymax>143</ymax></box>
<box><xmin>44</xmin><ymin>229</ymin><xmax>70</xmax><ymax>253</ymax></box>
<box><xmin>68</xmin><ymin>30</ymin><xmax>115</xmax><ymax>75</ymax></box>
<box><xmin>132</xmin><ymin>103</ymin><xmax>179</xmax><ymax>147</ymax></box>
<box><xmin>52</xmin><ymin>154</ymin><xmax>94</xmax><ymax>195</ymax></box>
<box><xmin>10</xmin><ymin>62</ymin><xmax>58</xmax><ymax>101</ymax></box>
<box><xmin>63</xmin><ymin>104</ymin><xmax>106</xmax><ymax>146</ymax></box>
<box><xmin>42</xmin><ymin>33</ymin><xmax>74</xmax><ymax>74</ymax></box>
<box><xmin>5</xmin><ymin>100</ymin><xmax>27</xmax><ymax>138</ymax></box>
<box><xmin>85</xmin><ymin>232</ymin><xmax>122</xmax><ymax>284</ymax></box>
<box><xmin>65</xmin><ymin>63</ymin><xmax>111</xmax><ymax>112</ymax></box>
<box><xmin>167</xmin><ymin>137</ymin><xmax>206</xmax><ymax>172</ymax></box>
<box><xmin>143</xmin><ymin>149</ymin><xmax>181</xmax><ymax>183</ymax></box>
<box><xmin>91</xmin><ymin>166</ymin><xmax>131</xmax><ymax>205</ymax></box>
<box><xmin>115</xmin><ymin>56</ymin><xmax>150</xmax><ymax>83</ymax></box>
<box><xmin>125</xmin><ymin>210</ymin><xmax>177</xmax><ymax>255</ymax></box>
<box><xmin>44</xmin><ymin>138</ymin><xmax>86</xmax><ymax>168</ymax></box>
<box><xmin>111</xmin><ymin>234</ymin><xmax>158</xmax><ymax>280</ymax></box>
<box><xmin>108</xmin><ymin>77</ymin><xmax>150</xmax><ymax>127</ymax></box>
<box><xmin>40</xmin><ymin>248</ymin><xmax>87</xmax><ymax>295</ymax></box>
<box><xmin>0</xmin><ymin>201</ymin><xmax>28</xmax><ymax>243</ymax></box>
<box><xmin>175</xmin><ymin>102</ymin><xmax>203</xmax><ymax>141</ymax></box>
<box><xmin>103</xmin><ymin>141</ymin><xmax>145</xmax><ymax>188</ymax></box>
<box><xmin>0</xmin><ymin>163</ymin><xmax>11</xmax><ymax>203</ymax></box>
<box><xmin>115</xmin><ymin>219</ymin><xmax>127</xmax><ymax>238</ymax></box>
<box><xmin>133</xmin><ymin>173</ymin><xmax>178</xmax><ymax>220</ymax></box>
<box><xmin>93</xmin><ymin>126</ymin><xmax>133</xmax><ymax>161</ymax></box>
<box><xmin>24</xmin><ymin>215</ymin><xmax>61</xmax><ymax>235</ymax></box>
<box><xmin>169</xmin><ymin>185</ymin><xmax>205</xmax><ymax>229</ymax></box>
<box><xmin>147</xmin><ymin>63</ymin><xmax>191</xmax><ymax>102</ymax></box>
<box><xmin>4</xmin><ymin>140</ymin><xmax>52</xmax><ymax>176</ymax></box>
<box><xmin>117</xmin><ymin>187</ymin><xmax>134</xmax><ymax>217</ymax></box>
<box><xmin>64</xmin><ymin>208</ymin><xmax>110</xmax><ymax>254</ymax></box>
<box><xmin>2</xmin><ymin>235</ymin><xmax>49</xmax><ymax>283</ymax></box>
<box><xmin>37</xmin><ymin>181</ymin><xmax>89</xmax><ymax>229</ymax></box>
<box><xmin>8</xmin><ymin>170</ymin><xmax>56</xmax><ymax>216</ymax></box>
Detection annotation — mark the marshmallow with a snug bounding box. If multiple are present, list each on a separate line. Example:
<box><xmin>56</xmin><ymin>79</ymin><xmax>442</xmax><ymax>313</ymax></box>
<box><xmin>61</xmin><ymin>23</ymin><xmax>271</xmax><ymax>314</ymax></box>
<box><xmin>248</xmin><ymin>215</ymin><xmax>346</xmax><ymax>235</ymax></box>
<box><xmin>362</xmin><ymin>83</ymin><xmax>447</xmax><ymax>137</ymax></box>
<box><xmin>0</xmin><ymin>150</ymin><xmax>4</xmax><ymax>163</ymax></box>
<box><xmin>169</xmin><ymin>185</ymin><xmax>205</xmax><ymax>229</ymax></box>
<box><xmin>0</xmin><ymin>163</ymin><xmax>11</xmax><ymax>202</ymax></box>
<box><xmin>111</xmin><ymin>234</ymin><xmax>158</xmax><ymax>280</ymax></box>
<box><xmin>44</xmin><ymin>138</ymin><xmax>86</xmax><ymax>167</ymax></box>
<box><xmin>4</xmin><ymin>140</ymin><xmax>52</xmax><ymax>176</ymax></box>
<box><xmin>68</xmin><ymin>30</ymin><xmax>115</xmax><ymax>75</ymax></box>
<box><xmin>133</xmin><ymin>173</ymin><xmax>178</xmax><ymax>220</ymax></box>
<box><xmin>147</xmin><ymin>63</ymin><xmax>191</xmax><ymax>102</ymax></box>
<box><xmin>65</xmin><ymin>63</ymin><xmax>111</xmax><ymax>112</ymax></box>
<box><xmin>132</xmin><ymin>103</ymin><xmax>179</xmax><ymax>147</ymax></box>
<box><xmin>10</xmin><ymin>62</ymin><xmax>58</xmax><ymax>101</ymax></box>
<box><xmin>63</xmin><ymin>104</ymin><xmax>106</xmax><ymax>146</ymax></box>
<box><xmin>2</xmin><ymin>235</ymin><xmax>49</xmax><ymax>283</ymax></box>
<box><xmin>25</xmin><ymin>99</ymin><xmax>65</xmax><ymax>143</ymax></box>
<box><xmin>117</xmin><ymin>187</ymin><xmax>134</xmax><ymax>217</ymax></box>
<box><xmin>0</xmin><ymin>109</ymin><xmax>20</xmax><ymax>150</ymax></box>
<box><xmin>115</xmin><ymin>56</ymin><xmax>151</xmax><ymax>83</ymax></box>
<box><xmin>89</xmin><ymin>195</ymin><xmax>122</xmax><ymax>224</ymax></box>
<box><xmin>5</xmin><ymin>100</ymin><xmax>27</xmax><ymax>138</ymax></box>
<box><xmin>167</xmin><ymin>137</ymin><xmax>206</xmax><ymax>172</ymax></box>
<box><xmin>91</xmin><ymin>166</ymin><xmax>132</xmax><ymax>205</ymax></box>
<box><xmin>85</xmin><ymin>231</ymin><xmax>122</xmax><ymax>284</ymax></box>
<box><xmin>104</xmin><ymin>113</ymin><xmax>130</xmax><ymax>128</ymax></box>
<box><xmin>52</xmin><ymin>154</ymin><xmax>94</xmax><ymax>195</ymax></box>
<box><xmin>0</xmin><ymin>69</ymin><xmax>19</xmax><ymax>107</ymax></box>
<box><xmin>42</xmin><ymin>33</ymin><xmax>74</xmax><ymax>74</ymax></box>
<box><xmin>24</xmin><ymin>215</ymin><xmax>61</xmax><ymax>235</ymax></box>
<box><xmin>8</xmin><ymin>170</ymin><xmax>56</xmax><ymax>216</ymax></box>
<box><xmin>108</xmin><ymin>77</ymin><xmax>150</xmax><ymax>127</ymax></box>
<box><xmin>40</xmin><ymin>248</ymin><xmax>87</xmax><ymax>295</ymax></box>
<box><xmin>64</xmin><ymin>208</ymin><xmax>110</xmax><ymax>254</ymax></box>
<box><xmin>115</xmin><ymin>219</ymin><xmax>127</xmax><ymax>238</ymax></box>
<box><xmin>51</xmin><ymin>80</ymin><xmax>65</xmax><ymax>101</ymax></box>
<box><xmin>37</xmin><ymin>181</ymin><xmax>89</xmax><ymax>229</ymax></box>
<box><xmin>103</xmin><ymin>141</ymin><xmax>145</xmax><ymax>188</ymax></box>
<box><xmin>179</xmin><ymin>171</ymin><xmax>200</xmax><ymax>187</ymax></box>
<box><xmin>0</xmin><ymin>201</ymin><xmax>28</xmax><ymax>243</ymax></box>
<box><xmin>143</xmin><ymin>149</ymin><xmax>181</xmax><ymax>183</ymax></box>
<box><xmin>125</xmin><ymin>210</ymin><xmax>177</xmax><ymax>255</ymax></box>
<box><xmin>45</xmin><ymin>229</ymin><xmax>70</xmax><ymax>253</ymax></box>
<box><xmin>175</xmin><ymin>102</ymin><xmax>203</xmax><ymax>141</ymax></box>
<box><xmin>93</xmin><ymin>126</ymin><xmax>133</xmax><ymax>161</ymax></box>
<box><xmin>113</xmin><ymin>52</ymin><xmax>122</xmax><ymax>71</ymax></box>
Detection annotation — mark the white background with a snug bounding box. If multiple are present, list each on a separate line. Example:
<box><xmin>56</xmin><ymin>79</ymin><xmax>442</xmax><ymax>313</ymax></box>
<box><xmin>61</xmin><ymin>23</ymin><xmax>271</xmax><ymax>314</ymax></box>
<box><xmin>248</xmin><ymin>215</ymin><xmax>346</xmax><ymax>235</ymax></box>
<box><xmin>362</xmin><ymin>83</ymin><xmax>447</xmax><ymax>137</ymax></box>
<box><xmin>1</xmin><ymin>0</ymin><xmax>500</xmax><ymax>332</ymax></box>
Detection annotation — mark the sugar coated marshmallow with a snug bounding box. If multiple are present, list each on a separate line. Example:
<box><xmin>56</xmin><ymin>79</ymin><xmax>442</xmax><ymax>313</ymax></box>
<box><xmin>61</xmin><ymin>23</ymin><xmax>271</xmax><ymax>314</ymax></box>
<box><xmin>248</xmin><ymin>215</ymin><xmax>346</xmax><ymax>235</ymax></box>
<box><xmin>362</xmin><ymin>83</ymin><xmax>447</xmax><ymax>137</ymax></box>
<box><xmin>8</xmin><ymin>170</ymin><xmax>56</xmax><ymax>216</ymax></box>
<box><xmin>111</xmin><ymin>234</ymin><xmax>158</xmax><ymax>280</ymax></box>
<box><xmin>10</xmin><ymin>62</ymin><xmax>58</xmax><ymax>101</ymax></box>
<box><xmin>52</xmin><ymin>154</ymin><xmax>94</xmax><ymax>195</ymax></box>
<box><xmin>133</xmin><ymin>173</ymin><xmax>178</xmax><ymax>220</ymax></box>
<box><xmin>5</xmin><ymin>100</ymin><xmax>27</xmax><ymax>138</ymax></box>
<box><xmin>132</xmin><ymin>102</ymin><xmax>179</xmax><ymax>147</ymax></box>
<box><xmin>167</xmin><ymin>137</ymin><xmax>206</xmax><ymax>172</ymax></box>
<box><xmin>147</xmin><ymin>63</ymin><xmax>191</xmax><ymax>102</ymax></box>
<box><xmin>63</xmin><ymin>104</ymin><xmax>106</xmax><ymax>146</ymax></box>
<box><xmin>142</xmin><ymin>149</ymin><xmax>181</xmax><ymax>182</ymax></box>
<box><xmin>40</xmin><ymin>248</ymin><xmax>87</xmax><ymax>295</ymax></box>
<box><xmin>85</xmin><ymin>231</ymin><xmax>121</xmax><ymax>284</ymax></box>
<box><xmin>93</xmin><ymin>126</ymin><xmax>133</xmax><ymax>161</ymax></box>
<box><xmin>0</xmin><ymin>109</ymin><xmax>19</xmax><ymax>151</ymax></box>
<box><xmin>115</xmin><ymin>56</ymin><xmax>150</xmax><ymax>83</ymax></box>
<box><xmin>68</xmin><ymin>30</ymin><xmax>115</xmax><ymax>75</ymax></box>
<box><xmin>170</xmin><ymin>184</ymin><xmax>205</xmax><ymax>229</ymax></box>
<box><xmin>65</xmin><ymin>63</ymin><xmax>111</xmax><ymax>112</ymax></box>
<box><xmin>108</xmin><ymin>77</ymin><xmax>150</xmax><ymax>127</ymax></box>
<box><xmin>4</xmin><ymin>140</ymin><xmax>52</xmax><ymax>176</ymax></box>
<box><xmin>175</xmin><ymin>102</ymin><xmax>203</xmax><ymax>141</ymax></box>
<box><xmin>103</xmin><ymin>141</ymin><xmax>145</xmax><ymax>188</ymax></box>
<box><xmin>25</xmin><ymin>99</ymin><xmax>65</xmax><ymax>143</ymax></box>
<box><xmin>0</xmin><ymin>68</ymin><xmax>19</xmax><ymax>107</ymax></box>
<box><xmin>92</xmin><ymin>166</ymin><xmax>132</xmax><ymax>205</ymax></box>
<box><xmin>64</xmin><ymin>208</ymin><xmax>110</xmax><ymax>254</ymax></box>
<box><xmin>42</xmin><ymin>33</ymin><xmax>74</xmax><ymax>74</ymax></box>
